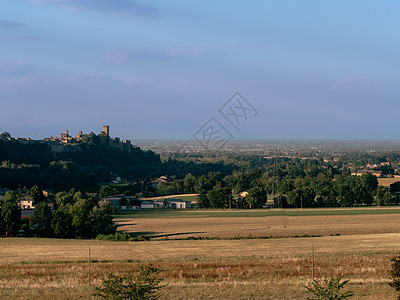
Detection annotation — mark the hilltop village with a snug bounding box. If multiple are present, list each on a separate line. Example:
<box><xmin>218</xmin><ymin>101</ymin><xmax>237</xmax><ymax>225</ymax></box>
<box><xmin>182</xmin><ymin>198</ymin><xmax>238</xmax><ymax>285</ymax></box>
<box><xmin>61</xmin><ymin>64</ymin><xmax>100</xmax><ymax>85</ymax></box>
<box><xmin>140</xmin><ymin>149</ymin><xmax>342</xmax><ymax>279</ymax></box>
<box><xmin>0</xmin><ymin>125</ymin><xmax>188</xmax><ymax>208</ymax></box>
<box><xmin>43</xmin><ymin>125</ymin><xmax>133</xmax><ymax>156</ymax></box>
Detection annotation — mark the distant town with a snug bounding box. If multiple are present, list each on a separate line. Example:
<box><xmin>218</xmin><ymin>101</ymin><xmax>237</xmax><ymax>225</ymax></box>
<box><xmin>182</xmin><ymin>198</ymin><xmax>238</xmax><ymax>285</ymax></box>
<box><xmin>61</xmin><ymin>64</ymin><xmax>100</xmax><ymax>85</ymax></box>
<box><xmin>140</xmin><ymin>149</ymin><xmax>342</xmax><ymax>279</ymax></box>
<box><xmin>2</xmin><ymin>127</ymin><xmax>400</xmax><ymax>218</ymax></box>
<box><xmin>0</xmin><ymin>125</ymin><xmax>133</xmax><ymax>158</ymax></box>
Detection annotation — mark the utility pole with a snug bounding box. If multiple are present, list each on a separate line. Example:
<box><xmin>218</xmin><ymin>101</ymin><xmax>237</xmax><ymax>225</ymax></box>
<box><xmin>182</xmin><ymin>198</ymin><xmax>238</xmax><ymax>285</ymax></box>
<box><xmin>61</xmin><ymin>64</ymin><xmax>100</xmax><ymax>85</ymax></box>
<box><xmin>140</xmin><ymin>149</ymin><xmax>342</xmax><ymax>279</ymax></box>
<box><xmin>88</xmin><ymin>247</ymin><xmax>91</xmax><ymax>285</ymax></box>
<box><xmin>312</xmin><ymin>243</ymin><xmax>315</xmax><ymax>281</ymax></box>
<box><xmin>272</xmin><ymin>147</ymin><xmax>279</xmax><ymax>208</ymax></box>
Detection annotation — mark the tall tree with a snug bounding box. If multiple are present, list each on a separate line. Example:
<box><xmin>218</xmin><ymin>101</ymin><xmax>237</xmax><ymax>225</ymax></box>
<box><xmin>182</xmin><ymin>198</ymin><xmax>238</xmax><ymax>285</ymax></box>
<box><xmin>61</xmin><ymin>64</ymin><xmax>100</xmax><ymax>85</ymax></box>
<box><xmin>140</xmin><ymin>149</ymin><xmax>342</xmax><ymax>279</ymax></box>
<box><xmin>361</xmin><ymin>173</ymin><xmax>378</xmax><ymax>193</ymax></box>
<box><xmin>71</xmin><ymin>197</ymin><xmax>96</xmax><ymax>238</ymax></box>
<box><xmin>0</xmin><ymin>131</ymin><xmax>11</xmax><ymax>138</ymax></box>
<box><xmin>196</xmin><ymin>192</ymin><xmax>210</xmax><ymax>208</ymax></box>
<box><xmin>207</xmin><ymin>186</ymin><xmax>231</xmax><ymax>208</ymax></box>
<box><xmin>246</xmin><ymin>187</ymin><xmax>267</xmax><ymax>208</ymax></box>
<box><xmin>0</xmin><ymin>191</ymin><xmax>21</xmax><ymax>236</ymax></box>
<box><xmin>30</xmin><ymin>202</ymin><xmax>53</xmax><ymax>237</ymax></box>
<box><xmin>51</xmin><ymin>204</ymin><xmax>74</xmax><ymax>238</ymax></box>
<box><xmin>88</xmin><ymin>202</ymin><xmax>116</xmax><ymax>238</ymax></box>
<box><xmin>28</xmin><ymin>186</ymin><xmax>46</xmax><ymax>204</ymax></box>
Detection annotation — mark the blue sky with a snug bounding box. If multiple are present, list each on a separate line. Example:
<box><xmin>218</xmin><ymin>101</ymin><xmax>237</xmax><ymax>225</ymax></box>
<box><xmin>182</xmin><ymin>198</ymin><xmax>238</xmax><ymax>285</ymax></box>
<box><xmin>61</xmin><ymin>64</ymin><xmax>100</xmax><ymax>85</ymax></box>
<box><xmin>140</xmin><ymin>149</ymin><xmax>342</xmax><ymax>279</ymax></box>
<box><xmin>1</xmin><ymin>0</ymin><xmax>400</xmax><ymax>140</ymax></box>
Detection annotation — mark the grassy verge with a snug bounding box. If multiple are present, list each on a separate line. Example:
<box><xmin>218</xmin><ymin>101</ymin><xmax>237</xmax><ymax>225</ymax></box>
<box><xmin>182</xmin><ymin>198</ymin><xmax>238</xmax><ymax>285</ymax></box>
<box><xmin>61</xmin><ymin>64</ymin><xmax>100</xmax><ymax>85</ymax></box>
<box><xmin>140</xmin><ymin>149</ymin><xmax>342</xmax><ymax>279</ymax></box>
<box><xmin>115</xmin><ymin>207</ymin><xmax>400</xmax><ymax>219</ymax></box>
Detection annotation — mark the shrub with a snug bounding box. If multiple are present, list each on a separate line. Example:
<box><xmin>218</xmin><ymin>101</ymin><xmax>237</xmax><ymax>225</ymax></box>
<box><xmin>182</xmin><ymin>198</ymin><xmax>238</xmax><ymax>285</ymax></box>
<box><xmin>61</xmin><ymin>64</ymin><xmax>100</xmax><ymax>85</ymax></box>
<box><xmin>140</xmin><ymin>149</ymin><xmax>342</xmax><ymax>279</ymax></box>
<box><xmin>96</xmin><ymin>232</ymin><xmax>150</xmax><ymax>242</ymax></box>
<box><xmin>96</xmin><ymin>232</ymin><xmax>133</xmax><ymax>241</ymax></box>
<box><xmin>390</xmin><ymin>255</ymin><xmax>400</xmax><ymax>299</ymax></box>
<box><xmin>94</xmin><ymin>264</ymin><xmax>163</xmax><ymax>300</ymax></box>
<box><xmin>305</xmin><ymin>276</ymin><xmax>354</xmax><ymax>300</ymax></box>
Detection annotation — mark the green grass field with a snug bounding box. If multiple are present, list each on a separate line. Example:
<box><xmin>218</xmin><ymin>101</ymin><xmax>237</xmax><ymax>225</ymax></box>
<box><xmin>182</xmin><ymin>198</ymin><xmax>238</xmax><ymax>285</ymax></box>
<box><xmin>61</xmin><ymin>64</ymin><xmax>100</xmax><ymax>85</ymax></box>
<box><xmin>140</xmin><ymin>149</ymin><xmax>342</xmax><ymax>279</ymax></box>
<box><xmin>116</xmin><ymin>207</ymin><xmax>400</xmax><ymax>219</ymax></box>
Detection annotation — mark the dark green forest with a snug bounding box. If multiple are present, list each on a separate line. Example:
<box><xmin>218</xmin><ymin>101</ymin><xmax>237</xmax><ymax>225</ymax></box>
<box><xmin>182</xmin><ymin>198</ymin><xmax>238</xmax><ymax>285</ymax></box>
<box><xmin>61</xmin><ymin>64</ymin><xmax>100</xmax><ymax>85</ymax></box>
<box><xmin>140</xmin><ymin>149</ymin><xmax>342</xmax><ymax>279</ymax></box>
<box><xmin>0</xmin><ymin>188</ymin><xmax>115</xmax><ymax>238</ymax></box>
<box><xmin>0</xmin><ymin>136</ymin><xmax>161</xmax><ymax>191</ymax></box>
<box><xmin>0</xmin><ymin>135</ymin><xmax>236</xmax><ymax>191</ymax></box>
<box><xmin>2</xmin><ymin>133</ymin><xmax>400</xmax><ymax>211</ymax></box>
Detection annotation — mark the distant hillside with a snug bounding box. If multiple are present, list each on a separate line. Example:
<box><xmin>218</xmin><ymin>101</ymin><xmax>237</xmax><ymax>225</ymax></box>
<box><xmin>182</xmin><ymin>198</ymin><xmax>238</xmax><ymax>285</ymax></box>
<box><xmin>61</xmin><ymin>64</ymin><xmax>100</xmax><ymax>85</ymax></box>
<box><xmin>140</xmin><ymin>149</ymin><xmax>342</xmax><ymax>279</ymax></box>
<box><xmin>0</xmin><ymin>136</ymin><xmax>162</xmax><ymax>191</ymax></box>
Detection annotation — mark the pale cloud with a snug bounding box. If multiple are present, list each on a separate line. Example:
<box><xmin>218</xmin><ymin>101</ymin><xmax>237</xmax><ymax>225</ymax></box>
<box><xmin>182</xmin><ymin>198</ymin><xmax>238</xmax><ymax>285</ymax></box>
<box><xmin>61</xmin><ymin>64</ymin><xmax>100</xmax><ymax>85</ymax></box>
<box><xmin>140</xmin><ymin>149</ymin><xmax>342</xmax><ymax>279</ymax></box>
<box><xmin>0</xmin><ymin>70</ymin><xmax>123</xmax><ymax>90</ymax></box>
<box><xmin>62</xmin><ymin>73</ymin><xmax>124</xmax><ymax>90</ymax></box>
<box><xmin>2</xmin><ymin>34</ymin><xmax>38</xmax><ymax>40</ymax></box>
<box><xmin>0</xmin><ymin>20</ymin><xmax>37</xmax><ymax>40</ymax></box>
<box><xmin>103</xmin><ymin>47</ymin><xmax>226</xmax><ymax>64</ymax></box>
<box><xmin>0</xmin><ymin>20</ymin><xmax>25</xmax><ymax>29</ymax></box>
<box><xmin>0</xmin><ymin>61</ymin><xmax>36</xmax><ymax>89</ymax></box>
<box><xmin>328</xmin><ymin>76</ymin><xmax>360</xmax><ymax>91</ymax></box>
<box><xmin>28</xmin><ymin>0</ymin><xmax>159</xmax><ymax>17</ymax></box>
<box><xmin>0</xmin><ymin>61</ymin><xmax>35</xmax><ymax>76</ymax></box>
<box><xmin>4</xmin><ymin>76</ymin><xmax>35</xmax><ymax>88</ymax></box>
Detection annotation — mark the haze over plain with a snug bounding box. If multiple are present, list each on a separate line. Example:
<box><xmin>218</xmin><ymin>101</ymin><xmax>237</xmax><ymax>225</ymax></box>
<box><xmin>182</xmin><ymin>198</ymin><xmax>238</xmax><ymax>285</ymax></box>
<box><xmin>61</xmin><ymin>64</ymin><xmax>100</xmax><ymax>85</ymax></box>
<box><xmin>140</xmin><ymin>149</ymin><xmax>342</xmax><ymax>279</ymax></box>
<box><xmin>1</xmin><ymin>1</ymin><xmax>399</xmax><ymax>140</ymax></box>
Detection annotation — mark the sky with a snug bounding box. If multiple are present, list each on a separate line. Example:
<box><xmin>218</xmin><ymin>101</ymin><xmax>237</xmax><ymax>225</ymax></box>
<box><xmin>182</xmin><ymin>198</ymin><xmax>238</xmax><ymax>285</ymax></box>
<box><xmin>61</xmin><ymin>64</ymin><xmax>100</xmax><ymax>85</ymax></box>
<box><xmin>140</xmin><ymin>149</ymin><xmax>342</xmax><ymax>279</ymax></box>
<box><xmin>1</xmin><ymin>1</ymin><xmax>400</xmax><ymax>141</ymax></box>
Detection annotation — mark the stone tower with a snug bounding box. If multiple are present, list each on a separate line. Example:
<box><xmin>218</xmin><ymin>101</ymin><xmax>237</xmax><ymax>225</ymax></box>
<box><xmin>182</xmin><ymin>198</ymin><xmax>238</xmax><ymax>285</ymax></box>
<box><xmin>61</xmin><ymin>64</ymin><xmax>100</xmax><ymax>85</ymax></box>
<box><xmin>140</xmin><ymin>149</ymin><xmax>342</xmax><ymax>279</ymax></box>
<box><xmin>102</xmin><ymin>125</ymin><xmax>109</xmax><ymax>136</ymax></box>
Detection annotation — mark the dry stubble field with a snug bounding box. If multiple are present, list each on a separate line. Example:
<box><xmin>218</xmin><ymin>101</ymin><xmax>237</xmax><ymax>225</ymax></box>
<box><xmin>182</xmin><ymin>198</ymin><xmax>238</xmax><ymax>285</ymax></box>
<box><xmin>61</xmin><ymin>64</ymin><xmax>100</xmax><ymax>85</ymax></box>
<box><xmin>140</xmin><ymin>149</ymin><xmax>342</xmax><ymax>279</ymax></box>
<box><xmin>1</xmin><ymin>208</ymin><xmax>400</xmax><ymax>299</ymax></box>
<box><xmin>116</xmin><ymin>211</ymin><xmax>400</xmax><ymax>239</ymax></box>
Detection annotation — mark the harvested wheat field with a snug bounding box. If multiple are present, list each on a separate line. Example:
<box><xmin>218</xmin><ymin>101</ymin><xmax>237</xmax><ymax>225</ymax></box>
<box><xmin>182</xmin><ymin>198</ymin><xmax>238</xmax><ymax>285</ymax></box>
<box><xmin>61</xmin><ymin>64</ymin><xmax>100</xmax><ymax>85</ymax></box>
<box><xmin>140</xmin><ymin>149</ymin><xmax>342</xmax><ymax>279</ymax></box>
<box><xmin>115</xmin><ymin>210</ymin><xmax>400</xmax><ymax>239</ymax></box>
<box><xmin>1</xmin><ymin>233</ymin><xmax>400</xmax><ymax>299</ymax></box>
<box><xmin>2</xmin><ymin>209</ymin><xmax>400</xmax><ymax>299</ymax></box>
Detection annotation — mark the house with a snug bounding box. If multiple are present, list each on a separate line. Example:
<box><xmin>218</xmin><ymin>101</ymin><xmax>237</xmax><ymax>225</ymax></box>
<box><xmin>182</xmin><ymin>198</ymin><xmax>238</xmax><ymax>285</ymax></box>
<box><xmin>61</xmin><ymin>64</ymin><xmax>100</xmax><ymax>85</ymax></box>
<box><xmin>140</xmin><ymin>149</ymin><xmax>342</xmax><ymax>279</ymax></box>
<box><xmin>154</xmin><ymin>200</ymin><xmax>167</xmax><ymax>208</ymax></box>
<box><xmin>140</xmin><ymin>200</ymin><xmax>155</xmax><ymax>209</ymax></box>
<box><xmin>238</xmin><ymin>191</ymin><xmax>248</xmax><ymax>199</ymax></box>
<box><xmin>111</xmin><ymin>177</ymin><xmax>122</xmax><ymax>184</ymax></box>
<box><xmin>19</xmin><ymin>200</ymin><xmax>55</xmax><ymax>219</ymax></box>
<box><xmin>21</xmin><ymin>209</ymin><xmax>34</xmax><ymax>219</ymax></box>
<box><xmin>101</xmin><ymin>196</ymin><xmax>122</xmax><ymax>210</ymax></box>
<box><xmin>100</xmin><ymin>195</ymin><xmax>141</xmax><ymax>210</ymax></box>
<box><xmin>165</xmin><ymin>199</ymin><xmax>192</xmax><ymax>209</ymax></box>
<box><xmin>149</xmin><ymin>175</ymin><xmax>170</xmax><ymax>188</ymax></box>
<box><xmin>20</xmin><ymin>197</ymin><xmax>35</xmax><ymax>209</ymax></box>
<box><xmin>237</xmin><ymin>191</ymin><xmax>249</xmax><ymax>208</ymax></box>
<box><xmin>351</xmin><ymin>170</ymin><xmax>382</xmax><ymax>177</ymax></box>
<box><xmin>47</xmin><ymin>202</ymin><xmax>56</xmax><ymax>212</ymax></box>
<box><xmin>120</xmin><ymin>195</ymin><xmax>137</xmax><ymax>210</ymax></box>
<box><xmin>42</xmin><ymin>189</ymin><xmax>54</xmax><ymax>197</ymax></box>
<box><xmin>86</xmin><ymin>193</ymin><xmax>99</xmax><ymax>200</ymax></box>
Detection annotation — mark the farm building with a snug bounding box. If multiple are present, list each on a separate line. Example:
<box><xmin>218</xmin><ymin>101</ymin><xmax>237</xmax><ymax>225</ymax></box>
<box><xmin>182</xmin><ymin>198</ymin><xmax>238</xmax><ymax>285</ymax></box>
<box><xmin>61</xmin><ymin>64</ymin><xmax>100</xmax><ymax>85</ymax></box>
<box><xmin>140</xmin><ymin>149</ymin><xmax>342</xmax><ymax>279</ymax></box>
<box><xmin>165</xmin><ymin>199</ymin><xmax>192</xmax><ymax>209</ymax></box>
<box><xmin>140</xmin><ymin>200</ymin><xmax>155</xmax><ymax>209</ymax></box>
<box><xmin>100</xmin><ymin>196</ymin><xmax>192</xmax><ymax>210</ymax></box>
<box><xmin>100</xmin><ymin>195</ymin><xmax>141</xmax><ymax>210</ymax></box>
<box><xmin>101</xmin><ymin>196</ymin><xmax>122</xmax><ymax>209</ymax></box>
<box><xmin>154</xmin><ymin>200</ymin><xmax>166</xmax><ymax>208</ymax></box>
<box><xmin>153</xmin><ymin>199</ymin><xmax>192</xmax><ymax>209</ymax></box>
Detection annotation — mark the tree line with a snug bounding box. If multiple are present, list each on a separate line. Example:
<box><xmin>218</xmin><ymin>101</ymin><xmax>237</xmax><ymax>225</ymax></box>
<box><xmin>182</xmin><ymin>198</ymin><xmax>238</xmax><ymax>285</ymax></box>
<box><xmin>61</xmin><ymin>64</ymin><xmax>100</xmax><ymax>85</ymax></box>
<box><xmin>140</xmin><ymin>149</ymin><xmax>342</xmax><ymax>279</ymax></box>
<box><xmin>0</xmin><ymin>135</ymin><xmax>236</xmax><ymax>192</ymax></box>
<box><xmin>0</xmin><ymin>188</ymin><xmax>115</xmax><ymax>238</ymax></box>
<box><xmin>2</xmin><ymin>132</ymin><xmax>400</xmax><ymax>210</ymax></box>
<box><xmin>155</xmin><ymin>158</ymin><xmax>396</xmax><ymax>208</ymax></box>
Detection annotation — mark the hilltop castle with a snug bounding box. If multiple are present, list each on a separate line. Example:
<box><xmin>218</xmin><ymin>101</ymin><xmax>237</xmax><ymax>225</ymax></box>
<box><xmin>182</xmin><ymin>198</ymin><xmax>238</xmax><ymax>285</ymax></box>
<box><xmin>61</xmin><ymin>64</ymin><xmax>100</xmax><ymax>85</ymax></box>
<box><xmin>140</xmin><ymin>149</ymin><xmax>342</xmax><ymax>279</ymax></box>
<box><xmin>44</xmin><ymin>125</ymin><xmax>133</xmax><ymax>155</ymax></box>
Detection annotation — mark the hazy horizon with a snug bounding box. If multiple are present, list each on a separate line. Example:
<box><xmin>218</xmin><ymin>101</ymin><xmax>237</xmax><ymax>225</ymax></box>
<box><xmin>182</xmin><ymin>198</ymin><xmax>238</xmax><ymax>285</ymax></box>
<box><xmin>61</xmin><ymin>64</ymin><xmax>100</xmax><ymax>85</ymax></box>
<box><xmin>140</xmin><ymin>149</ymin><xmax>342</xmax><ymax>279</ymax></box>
<box><xmin>2</xmin><ymin>1</ymin><xmax>400</xmax><ymax>141</ymax></box>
